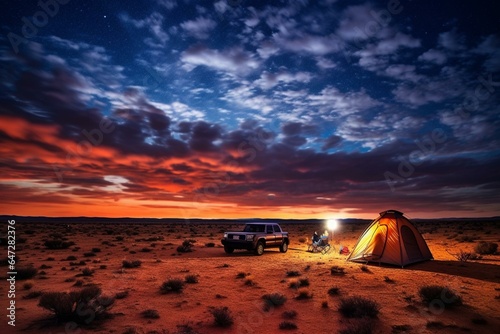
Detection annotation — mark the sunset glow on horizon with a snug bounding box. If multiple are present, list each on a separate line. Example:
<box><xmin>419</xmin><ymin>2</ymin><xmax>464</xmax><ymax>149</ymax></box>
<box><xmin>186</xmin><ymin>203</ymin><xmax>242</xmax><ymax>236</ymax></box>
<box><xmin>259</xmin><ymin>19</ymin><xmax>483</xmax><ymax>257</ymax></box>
<box><xmin>1</xmin><ymin>1</ymin><xmax>499</xmax><ymax>220</ymax></box>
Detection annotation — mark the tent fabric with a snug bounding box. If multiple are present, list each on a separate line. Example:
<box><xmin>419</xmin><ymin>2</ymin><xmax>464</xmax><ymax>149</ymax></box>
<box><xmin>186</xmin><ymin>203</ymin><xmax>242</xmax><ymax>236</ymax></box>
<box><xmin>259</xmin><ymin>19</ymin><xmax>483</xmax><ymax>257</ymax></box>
<box><xmin>347</xmin><ymin>210</ymin><xmax>433</xmax><ymax>267</ymax></box>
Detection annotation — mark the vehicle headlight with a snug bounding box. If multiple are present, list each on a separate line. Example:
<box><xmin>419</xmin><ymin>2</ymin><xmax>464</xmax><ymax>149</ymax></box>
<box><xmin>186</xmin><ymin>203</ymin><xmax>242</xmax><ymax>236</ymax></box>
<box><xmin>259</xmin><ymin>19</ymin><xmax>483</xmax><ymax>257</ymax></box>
<box><xmin>246</xmin><ymin>234</ymin><xmax>255</xmax><ymax>241</ymax></box>
<box><xmin>223</xmin><ymin>233</ymin><xmax>228</xmax><ymax>238</ymax></box>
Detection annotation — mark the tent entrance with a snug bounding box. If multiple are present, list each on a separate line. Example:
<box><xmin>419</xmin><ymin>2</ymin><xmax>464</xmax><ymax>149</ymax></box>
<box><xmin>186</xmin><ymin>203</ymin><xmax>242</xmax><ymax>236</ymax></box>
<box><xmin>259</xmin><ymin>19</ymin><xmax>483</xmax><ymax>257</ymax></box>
<box><xmin>362</xmin><ymin>225</ymin><xmax>387</xmax><ymax>261</ymax></box>
<box><xmin>401</xmin><ymin>225</ymin><xmax>423</xmax><ymax>261</ymax></box>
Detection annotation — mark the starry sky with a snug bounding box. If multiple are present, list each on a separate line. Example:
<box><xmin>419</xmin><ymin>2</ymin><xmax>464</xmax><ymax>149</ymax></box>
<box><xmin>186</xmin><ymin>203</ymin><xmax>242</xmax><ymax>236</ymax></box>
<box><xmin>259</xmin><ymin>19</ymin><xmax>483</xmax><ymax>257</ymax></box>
<box><xmin>0</xmin><ymin>0</ymin><xmax>499</xmax><ymax>219</ymax></box>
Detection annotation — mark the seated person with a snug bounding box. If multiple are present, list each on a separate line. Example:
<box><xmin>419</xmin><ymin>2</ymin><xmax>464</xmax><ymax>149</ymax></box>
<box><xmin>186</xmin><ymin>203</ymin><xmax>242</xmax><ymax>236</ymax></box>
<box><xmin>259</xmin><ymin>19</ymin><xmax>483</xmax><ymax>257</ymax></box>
<box><xmin>312</xmin><ymin>231</ymin><xmax>320</xmax><ymax>245</ymax></box>
<box><xmin>318</xmin><ymin>230</ymin><xmax>329</xmax><ymax>246</ymax></box>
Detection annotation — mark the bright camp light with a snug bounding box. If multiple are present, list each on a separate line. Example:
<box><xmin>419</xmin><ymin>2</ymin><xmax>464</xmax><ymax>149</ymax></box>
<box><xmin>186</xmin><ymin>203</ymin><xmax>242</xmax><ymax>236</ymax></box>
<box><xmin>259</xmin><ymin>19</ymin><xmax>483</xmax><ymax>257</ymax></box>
<box><xmin>326</xmin><ymin>219</ymin><xmax>338</xmax><ymax>231</ymax></box>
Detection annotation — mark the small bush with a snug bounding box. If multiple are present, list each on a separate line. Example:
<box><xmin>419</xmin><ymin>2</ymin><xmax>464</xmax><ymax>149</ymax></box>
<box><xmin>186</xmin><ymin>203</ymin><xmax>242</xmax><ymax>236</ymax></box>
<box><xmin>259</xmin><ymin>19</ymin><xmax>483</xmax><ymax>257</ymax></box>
<box><xmin>286</xmin><ymin>270</ymin><xmax>300</xmax><ymax>277</ymax></box>
<box><xmin>289</xmin><ymin>278</ymin><xmax>309</xmax><ymax>289</ymax></box>
<box><xmin>209</xmin><ymin>306</ymin><xmax>233</xmax><ymax>327</ymax></box>
<box><xmin>236</xmin><ymin>272</ymin><xmax>247</xmax><ymax>279</ymax></box>
<box><xmin>262</xmin><ymin>293</ymin><xmax>287</xmax><ymax>307</ymax></box>
<box><xmin>295</xmin><ymin>290</ymin><xmax>313</xmax><ymax>300</ymax></box>
<box><xmin>38</xmin><ymin>285</ymin><xmax>114</xmax><ymax>323</ymax></box>
<box><xmin>449</xmin><ymin>249</ymin><xmax>481</xmax><ymax>262</ymax></box>
<box><xmin>122</xmin><ymin>260</ymin><xmax>141</xmax><ymax>268</ymax></box>
<box><xmin>279</xmin><ymin>321</ymin><xmax>298</xmax><ymax>330</ymax></box>
<box><xmin>160</xmin><ymin>279</ymin><xmax>184</xmax><ymax>294</ymax></box>
<box><xmin>115</xmin><ymin>291</ymin><xmax>129</xmax><ymax>299</ymax></box>
<box><xmin>16</xmin><ymin>266</ymin><xmax>38</xmax><ymax>280</ymax></box>
<box><xmin>418</xmin><ymin>285</ymin><xmax>462</xmax><ymax>308</ymax></box>
<box><xmin>66</xmin><ymin>255</ymin><xmax>77</xmax><ymax>261</ymax></box>
<box><xmin>177</xmin><ymin>240</ymin><xmax>194</xmax><ymax>253</ymax></box>
<box><xmin>141</xmin><ymin>309</ymin><xmax>160</xmax><ymax>319</ymax></box>
<box><xmin>83</xmin><ymin>252</ymin><xmax>96</xmax><ymax>257</ymax></box>
<box><xmin>331</xmin><ymin>266</ymin><xmax>345</xmax><ymax>275</ymax></box>
<box><xmin>298</xmin><ymin>237</ymin><xmax>306</xmax><ymax>243</ymax></box>
<box><xmin>321</xmin><ymin>301</ymin><xmax>329</xmax><ymax>308</ymax></box>
<box><xmin>244</xmin><ymin>278</ymin><xmax>254</xmax><ymax>286</ymax></box>
<box><xmin>475</xmin><ymin>241</ymin><xmax>498</xmax><ymax>255</ymax></box>
<box><xmin>339</xmin><ymin>296</ymin><xmax>380</xmax><ymax>318</ymax></box>
<box><xmin>328</xmin><ymin>287</ymin><xmax>341</xmax><ymax>296</ymax></box>
<box><xmin>205</xmin><ymin>242</ymin><xmax>215</xmax><ymax>247</ymax></box>
<box><xmin>360</xmin><ymin>265</ymin><xmax>371</xmax><ymax>273</ymax></box>
<box><xmin>185</xmin><ymin>274</ymin><xmax>198</xmax><ymax>284</ymax></box>
<box><xmin>44</xmin><ymin>239</ymin><xmax>74</xmax><ymax>249</ymax></box>
<box><xmin>81</xmin><ymin>267</ymin><xmax>93</xmax><ymax>276</ymax></box>
<box><xmin>456</xmin><ymin>235</ymin><xmax>475</xmax><ymax>243</ymax></box>
<box><xmin>23</xmin><ymin>282</ymin><xmax>34</xmax><ymax>290</ymax></box>
<box><xmin>383</xmin><ymin>276</ymin><xmax>395</xmax><ymax>284</ymax></box>
<box><xmin>92</xmin><ymin>248</ymin><xmax>101</xmax><ymax>253</ymax></box>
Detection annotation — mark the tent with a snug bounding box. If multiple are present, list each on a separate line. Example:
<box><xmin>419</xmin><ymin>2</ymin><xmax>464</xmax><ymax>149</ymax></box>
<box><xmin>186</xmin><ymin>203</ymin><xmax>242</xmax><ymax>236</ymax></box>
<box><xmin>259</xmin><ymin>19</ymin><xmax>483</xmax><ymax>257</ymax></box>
<box><xmin>347</xmin><ymin>210</ymin><xmax>433</xmax><ymax>267</ymax></box>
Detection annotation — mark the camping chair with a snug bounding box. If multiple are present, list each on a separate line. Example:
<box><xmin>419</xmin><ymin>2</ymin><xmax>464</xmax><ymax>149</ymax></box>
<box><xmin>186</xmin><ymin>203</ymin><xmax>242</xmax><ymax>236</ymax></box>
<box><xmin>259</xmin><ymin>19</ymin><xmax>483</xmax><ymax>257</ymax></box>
<box><xmin>308</xmin><ymin>238</ymin><xmax>332</xmax><ymax>254</ymax></box>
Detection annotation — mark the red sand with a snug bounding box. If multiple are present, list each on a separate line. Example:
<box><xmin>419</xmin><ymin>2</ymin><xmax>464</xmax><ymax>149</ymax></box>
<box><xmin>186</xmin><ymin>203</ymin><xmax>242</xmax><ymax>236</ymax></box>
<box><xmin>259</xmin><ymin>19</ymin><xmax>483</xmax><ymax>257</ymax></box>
<box><xmin>1</xmin><ymin>220</ymin><xmax>499</xmax><ymax>333</ymax></box>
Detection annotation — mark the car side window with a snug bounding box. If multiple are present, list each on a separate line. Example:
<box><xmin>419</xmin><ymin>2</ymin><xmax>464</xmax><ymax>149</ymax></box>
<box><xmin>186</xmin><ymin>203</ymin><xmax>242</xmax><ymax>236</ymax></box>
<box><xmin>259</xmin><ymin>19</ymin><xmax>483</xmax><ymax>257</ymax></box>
<box><xmin>273</xmin><ymin>225</ymin><xmax>281</xmax><ymax>233</ymax></box>
<box><xmin>266</xmin><ymin>225</ymin><xmax>273</xmax><ymax>233</ymax></box>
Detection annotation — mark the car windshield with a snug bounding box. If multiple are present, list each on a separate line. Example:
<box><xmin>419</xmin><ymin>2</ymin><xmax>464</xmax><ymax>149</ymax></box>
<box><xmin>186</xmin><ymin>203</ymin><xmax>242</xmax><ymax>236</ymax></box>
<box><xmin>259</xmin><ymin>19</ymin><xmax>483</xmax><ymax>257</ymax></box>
<box><xmin>243</xmin><ymin>224</ymin><xmax>265</xmax><ymax>232</ymax></box>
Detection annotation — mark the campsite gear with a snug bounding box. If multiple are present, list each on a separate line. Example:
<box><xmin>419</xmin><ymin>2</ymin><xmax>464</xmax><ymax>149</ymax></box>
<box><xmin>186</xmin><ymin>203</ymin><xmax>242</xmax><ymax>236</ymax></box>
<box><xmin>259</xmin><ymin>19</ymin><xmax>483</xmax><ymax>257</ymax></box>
<box><xmin>347</xmin><ymin>210</ymin><xmax>433</xmax><ymax>267</ymax></box>
<box><xmin>339</xmin><ymin>245</ymin><xmax>349</xmax><ymax>255</ymax></box>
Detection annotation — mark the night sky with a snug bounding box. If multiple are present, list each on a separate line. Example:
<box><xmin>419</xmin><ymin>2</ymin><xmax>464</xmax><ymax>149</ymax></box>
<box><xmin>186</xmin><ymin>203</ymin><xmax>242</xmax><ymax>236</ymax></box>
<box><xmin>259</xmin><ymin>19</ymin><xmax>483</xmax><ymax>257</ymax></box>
<box><xmin>0</xmin><ymin>0</ymin><xmax>499</xmax><ymax>219</ymax></box>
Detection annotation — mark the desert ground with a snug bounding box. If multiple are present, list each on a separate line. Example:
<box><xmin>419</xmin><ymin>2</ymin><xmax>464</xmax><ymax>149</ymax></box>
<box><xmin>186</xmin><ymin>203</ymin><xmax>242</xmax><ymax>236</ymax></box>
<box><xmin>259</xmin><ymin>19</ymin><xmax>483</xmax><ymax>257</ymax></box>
<box><xmin>1</xmin><ymin>219</ymin><xmax>499</xmax><ymax>334</ymax></box>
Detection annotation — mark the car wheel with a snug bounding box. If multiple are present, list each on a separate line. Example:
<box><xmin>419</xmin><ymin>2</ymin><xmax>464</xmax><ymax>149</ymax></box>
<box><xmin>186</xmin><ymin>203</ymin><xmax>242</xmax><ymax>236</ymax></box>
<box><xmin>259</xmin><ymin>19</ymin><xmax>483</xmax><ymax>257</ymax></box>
<box><xmin>254</xmin><ymin>241</ymin><xmax>264</xmax><ymax>256</ymax></box>
<box><xmin>224</xmin><ymin>246</ymin><xmax>234</xmax><ymax>254</ymax></box>
<box><xmin>279</xmin><ymin>241</ymin><xmax>288</xmax><ymax>253</ymax></box>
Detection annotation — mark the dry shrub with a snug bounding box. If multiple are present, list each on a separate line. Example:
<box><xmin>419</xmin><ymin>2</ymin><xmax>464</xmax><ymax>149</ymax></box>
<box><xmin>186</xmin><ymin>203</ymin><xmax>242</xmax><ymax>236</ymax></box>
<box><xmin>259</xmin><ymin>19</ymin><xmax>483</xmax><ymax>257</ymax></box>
<box><xmin>328</xmin><ymin>286</ymin><xmax>341</xmax><ymax>296</ymax></box>
<box><xmin>339</xmin><ymin>296</ymin><xmax>380</xmax><ymax>318</ymax></box>
<box><xmin>286</xmin><ymin>270</ymin><xmax>300</xmax><ymax>277</ymax></box>
<box><xmin>115</xmin><ymin>291</ymin><xmax>129</xmax><ymax>299</ymax></box>
<box><xmin>295</xmin><ymin>289</ymin><xmax>313</xmax><ymax>300</ymax></box>
<box><xmin>331</xmin><ymin>266</ymin><xmax>345</xmax><ymax>275</ymax></box>
<box><xmin>38</xmin><ymin>285</ymin><xmax>114</xmax><ymax>323</ymax></box>
<box><xmin>279</xmin><ymin>321</ymin><xmax>298</xmax><ymax>330</ymax></box>
<box><xmin>185</xmin><ymin>274</ymin><xmax>198</xmax><ymax>284</ymax></box>
<box><xmin>160</xmin><ymin>278</ymin><xmax>184</xmax><ymax>294</ymax></box>
<box><xmin>262</xmin><ymin>293</ymin><xmax>287</xmax><ymax>307</ymax></box>
<box><xmin>209</xmin><ymin>306</ymin><xmax>233</xmax><ymax>327</ymax></box>
<box><xmin>141</xmin><ymin>309</ymin><xmax>160</xmax><ymax>319</ymax></box>
<box><xmin>474</xmin><ymin>241</ymin><xmax>498</xmax><ymax>255</ymax></box>
<box><xmin>122</xmin><ymin>260</ymin><xmax>141</xmax><ymax>268</ymax></box>
<box><xmin>44</xmin><ymin>239</ymin><xmax>74</xmax><ymax>249</ymax></box>
<box><xmin>418</xmin><ymin>285</ymin><xmax>462</xmax><ymax>308</ymax></box>
<box><xmin>177</xmin><ymin>240</ymin><xmax>194</xmax><ymax>253</ymax></box>
<box><xmin>16</xmin><ymin>266</ymin><xmax>38</xmax><ymax>280</ymax></box>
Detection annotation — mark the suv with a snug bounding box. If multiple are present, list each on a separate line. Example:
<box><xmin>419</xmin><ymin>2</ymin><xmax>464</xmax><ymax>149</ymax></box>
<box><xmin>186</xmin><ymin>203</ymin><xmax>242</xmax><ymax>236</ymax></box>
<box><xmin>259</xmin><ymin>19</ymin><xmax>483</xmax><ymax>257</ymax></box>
<box><xmin>221</xmin><ymin>223</ymin><xmax>289</xmax><ymax>255</ymax></box>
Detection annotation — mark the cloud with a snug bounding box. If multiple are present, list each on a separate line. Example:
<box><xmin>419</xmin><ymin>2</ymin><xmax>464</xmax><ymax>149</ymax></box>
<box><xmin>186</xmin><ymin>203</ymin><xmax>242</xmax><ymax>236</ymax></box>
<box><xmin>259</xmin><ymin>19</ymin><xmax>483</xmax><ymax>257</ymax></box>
<box><xmin>322</xmin><ymin>135</ymin><xmax>342</xmax><ymax>150</ymax></box>
<box><xmin>418</xmin><ymin>49</ymin><xmax>447</xmax><ymax>65</ymax></box>
<box><xmin>119</xmin><ymin>12</ymin><xmax>169</xmax><ymax>45</ymax></box>
<box><xmin>308</xmin><ymin>86</ymin><xmax>382</xmax><ymax>117</ymax></box>
<box><xmin>274</xmin><ymin>33</ymin><xmax>341</xmax><ymax>55</ymax></box>
<box><xmin>473</xmin><ymin>35</ymin><xmax>500</xmax><ymax>71</ymax></box>
<box><xmin>180</xmin><ymin>17</ymin><xmax>217</xmax><ymax>39</ymax></box>
<box><xmin>181</xmin><ymin>45</ymin><xmax>260</xmax><ymax>75</ymax></box>
<box><xmin>255</xmin><ymin>70</ymin><xmax>312</xmax><ymax>89</ymax></box>
<box><xmin>336</xmin><ymin>4</ymin><xmax>390</xmax><ymax>41</ymax></box>
<box><xmin>438</xmin><ymin>30</ymin><xmax>466</xmax><ymax>51</ymax></box>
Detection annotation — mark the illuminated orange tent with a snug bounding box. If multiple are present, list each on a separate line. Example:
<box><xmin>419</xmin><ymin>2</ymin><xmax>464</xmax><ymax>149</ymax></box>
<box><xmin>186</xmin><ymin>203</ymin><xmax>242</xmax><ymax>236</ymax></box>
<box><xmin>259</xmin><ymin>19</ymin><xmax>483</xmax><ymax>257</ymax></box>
<box><xmin>347</xmin><ymin>210</ymin><xmax>433</xmax><ymax>267</ymax></box>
